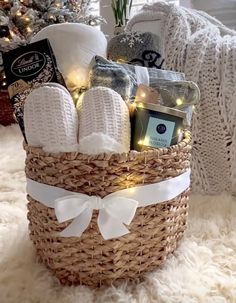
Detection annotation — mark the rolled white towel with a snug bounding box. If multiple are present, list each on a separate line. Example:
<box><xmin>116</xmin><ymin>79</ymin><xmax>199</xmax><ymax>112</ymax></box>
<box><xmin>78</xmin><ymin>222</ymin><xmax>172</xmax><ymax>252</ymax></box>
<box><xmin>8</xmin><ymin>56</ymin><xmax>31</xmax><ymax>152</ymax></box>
<box><xmin>77</xmin><ymin>87</ymin><xmax>130</xmax><ymax>154</ymax></box>
<box><xmin>24</xmin><ymin>83</ymin><xmax>79</xmax><ymax>153</ymax></box>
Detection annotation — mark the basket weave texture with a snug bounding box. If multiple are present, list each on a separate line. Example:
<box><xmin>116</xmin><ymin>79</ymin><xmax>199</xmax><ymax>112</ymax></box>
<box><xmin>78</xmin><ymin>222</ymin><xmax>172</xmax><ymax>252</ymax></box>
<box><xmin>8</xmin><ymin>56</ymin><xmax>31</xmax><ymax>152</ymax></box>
<box><xmin>25</xmin><ymin>133</ymin><xmax>191</xmax><ymax>287</ymax></box>
<box><xmin>0</xmin><ymin>90</ymin><xmax>15</xmax><ymax>126</ymax></box>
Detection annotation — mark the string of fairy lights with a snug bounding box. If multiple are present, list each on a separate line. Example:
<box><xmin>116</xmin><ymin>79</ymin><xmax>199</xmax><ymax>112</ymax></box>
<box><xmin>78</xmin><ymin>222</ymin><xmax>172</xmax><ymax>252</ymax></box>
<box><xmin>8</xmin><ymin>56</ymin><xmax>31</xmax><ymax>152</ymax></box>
<box><xmin>0</xmin><ymin>0</ymin><xmax>104</xmax><ymax>90</ymax></box>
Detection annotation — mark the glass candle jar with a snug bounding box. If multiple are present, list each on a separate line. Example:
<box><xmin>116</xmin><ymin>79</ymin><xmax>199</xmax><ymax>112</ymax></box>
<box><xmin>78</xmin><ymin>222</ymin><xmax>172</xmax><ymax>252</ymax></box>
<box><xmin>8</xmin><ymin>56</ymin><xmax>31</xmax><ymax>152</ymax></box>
<box><xmin>131</xmin><ymin>102</ymin><xmax>186</xmax><ymax>151</ymax></box>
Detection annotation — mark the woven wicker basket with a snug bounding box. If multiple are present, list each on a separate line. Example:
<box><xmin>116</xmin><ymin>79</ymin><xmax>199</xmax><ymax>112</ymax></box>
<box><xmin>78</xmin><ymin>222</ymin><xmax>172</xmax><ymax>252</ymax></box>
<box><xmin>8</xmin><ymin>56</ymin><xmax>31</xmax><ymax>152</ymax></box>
<box><xmin>0</xmin><ymin>89</ymin><xmax>15</xmax><ymax>126</ymax></box>
<box><xmin>25</xmin><ymin>132</ymin><xmax>191</xmax><ymax>287</ymax></box>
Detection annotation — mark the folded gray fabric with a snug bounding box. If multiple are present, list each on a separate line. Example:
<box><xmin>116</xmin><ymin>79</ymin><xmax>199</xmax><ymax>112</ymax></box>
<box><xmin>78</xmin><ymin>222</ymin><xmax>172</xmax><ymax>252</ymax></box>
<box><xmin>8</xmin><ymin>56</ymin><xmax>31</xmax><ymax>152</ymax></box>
<box><xmin>89</xmin><ymin>56</ymin><xmax>185</xmax><ymax>101</ymax></box>
<box><xmin>108</xmin><ymin>31</ymin><xmax>164</xmax><ymax>69</ymax></box>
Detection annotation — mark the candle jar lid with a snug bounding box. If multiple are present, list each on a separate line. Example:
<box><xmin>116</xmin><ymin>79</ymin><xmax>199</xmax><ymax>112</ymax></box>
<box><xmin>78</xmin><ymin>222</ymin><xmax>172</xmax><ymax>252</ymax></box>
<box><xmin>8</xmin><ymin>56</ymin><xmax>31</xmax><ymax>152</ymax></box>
<box><xmin>135</xmin><ymin>102</ymin><xmax>187</xmax><ymax>120</ymax></box>
<box><xmin>151</xmin><ymin>80</ymin><xmax>200</xmax><ymax>109</ymax></box>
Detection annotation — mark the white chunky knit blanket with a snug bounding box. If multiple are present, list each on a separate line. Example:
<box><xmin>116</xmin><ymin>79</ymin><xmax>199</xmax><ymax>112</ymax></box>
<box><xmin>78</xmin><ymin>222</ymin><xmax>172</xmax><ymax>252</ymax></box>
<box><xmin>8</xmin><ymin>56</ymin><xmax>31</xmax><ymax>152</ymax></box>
<box><xmin>127</xmin><ymin>2</ymin><xmax>236</xmax><ymax>195</ymax></box>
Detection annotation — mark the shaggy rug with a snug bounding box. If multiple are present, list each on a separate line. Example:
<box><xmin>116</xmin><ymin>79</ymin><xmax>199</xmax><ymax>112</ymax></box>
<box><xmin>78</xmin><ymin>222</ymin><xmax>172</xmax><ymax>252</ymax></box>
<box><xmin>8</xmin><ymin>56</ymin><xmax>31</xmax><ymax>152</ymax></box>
<box><xmin>0</xmin><ymin>125</ymin><xmax>236</xmax><ymax>303</ymax></box>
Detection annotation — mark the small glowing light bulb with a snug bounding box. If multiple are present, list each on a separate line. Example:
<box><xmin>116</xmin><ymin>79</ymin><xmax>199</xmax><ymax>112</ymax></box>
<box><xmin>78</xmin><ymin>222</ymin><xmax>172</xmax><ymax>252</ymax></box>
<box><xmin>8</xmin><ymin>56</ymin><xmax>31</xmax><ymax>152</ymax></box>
<box><xmin>176</xmin><ymin>98</ymin><xmax>183</xmax><ymax>106</ymax></box>
<box><xmin>10</xmin><ymin>30</ymin><xmax>15</xmax><ymax>37</ymax></box>
<box><xmin>68</xmin><ymin>71</ymin><xmax>86</xmax><ymax>88</ymax></box>
<box><xmin>73</xmin><ymin>92</ymin><xmax>79</xmax><ymax>99</ymax></box>
<box><xmin>49</xmin><ymin>15</ymin><xmax>55</xmax><ymax>20</ymax></box>
<box><xmin>27</xmin><ymin>27</ymin><xmax>32</xmax><ymax>33</ymax></box>
<box><xmin>117</xmin><ymin>58</ymin><xmax>127</xmax><ymax>64</ymax></box>
<box><xmin>129</xmin><ymin>102</ymin><xmax>136</xmax><ymax>111</ymax></box>
<box><xmin>3</xmin><ymin>74</ymin><xmax>6</xmax><ymax>79</ymax></box>
<box><xmin>16</xmin><ymin>11</ymin><xmax>22</xmax><ymax>16</ymax></box>
<box><xmin>2</xmin><ymin>81</ymin><xmax>7</xmax><ymax>86</ymax></box>
<box><xmin>137</xmin><ymin>102</ymin><xmax>144</xmax><ymax>108</ymax></box>
<box><xmin>138</xmin><ymin>140</ymin><xmax>143</xmax><ymax>145</ymax></box>
<box><xmin>140</xmin><ymin>92</ymin><xmax>146</xmax><ymax>98</ymax></box>
<box><xmin>128</xmin><ymin>187</ymin><xmax>135</xmax><ymax>194</ymax></box>
<box><xmin>24</xmin><ymin>17</ymin><xmax>30</xmax><ymax>22</ymax></box>
<box><xmin>177</xmin><ymin>128</ymin><xmax>182</xmax><ymax>135</ymax></box>
<box><xmin>143</xmin><ymin>137</ymin><xmax>150</xmax><ymax>146</ymax></box>
<box><xmin>192</xmin><ymin>105</ymin><xmax>195</xmax><ymax>110</ymax></box>
<box><xmin>3</xmin><ymin>0</ymin><xmax>9</xmax><ymax>3</ymax></box>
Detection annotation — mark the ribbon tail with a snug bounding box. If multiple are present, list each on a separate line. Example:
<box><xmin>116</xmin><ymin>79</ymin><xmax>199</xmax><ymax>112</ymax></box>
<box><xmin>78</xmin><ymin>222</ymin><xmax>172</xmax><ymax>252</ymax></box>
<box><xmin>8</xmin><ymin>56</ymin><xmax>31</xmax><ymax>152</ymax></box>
<box><xmin>98</xmin><ymin>209</ymin><xmax>130</xmax><ymax>240</ymax></box>
<box><xmin>60</xmin><ymin>208</ymin><xmax>93</xmax><ymax>237</ymax></box>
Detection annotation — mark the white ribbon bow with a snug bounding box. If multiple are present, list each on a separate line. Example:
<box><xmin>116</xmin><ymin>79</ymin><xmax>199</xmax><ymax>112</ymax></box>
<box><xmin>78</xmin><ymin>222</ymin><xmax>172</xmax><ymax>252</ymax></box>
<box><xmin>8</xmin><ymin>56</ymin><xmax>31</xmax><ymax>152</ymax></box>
<box><xmin>27</xmin><ymin>170</ymin><xmax>191</xmax><ymax>240</ymax></box>
<box><xmin>54</xmin><ymin>194</ymin><xmax>138</xmax><ymax>240</ymax></box>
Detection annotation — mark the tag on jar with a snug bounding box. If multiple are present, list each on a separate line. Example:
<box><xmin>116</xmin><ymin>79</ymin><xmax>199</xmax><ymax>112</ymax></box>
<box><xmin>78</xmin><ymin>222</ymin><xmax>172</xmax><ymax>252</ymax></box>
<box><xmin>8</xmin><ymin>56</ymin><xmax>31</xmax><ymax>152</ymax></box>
<box><xmin>144</xmin><ymin>117</ymin><xmax>175</xmax><ymax>148</ymax></box>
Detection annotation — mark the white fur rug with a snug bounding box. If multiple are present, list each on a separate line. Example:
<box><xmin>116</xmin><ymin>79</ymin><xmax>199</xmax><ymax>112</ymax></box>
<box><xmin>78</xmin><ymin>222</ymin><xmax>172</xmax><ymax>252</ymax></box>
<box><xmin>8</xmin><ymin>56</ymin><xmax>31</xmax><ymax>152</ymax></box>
<box><xmin>0</xmin><ymin>125</ymin><xmax>236</xmax><ymax>303</ymax></box>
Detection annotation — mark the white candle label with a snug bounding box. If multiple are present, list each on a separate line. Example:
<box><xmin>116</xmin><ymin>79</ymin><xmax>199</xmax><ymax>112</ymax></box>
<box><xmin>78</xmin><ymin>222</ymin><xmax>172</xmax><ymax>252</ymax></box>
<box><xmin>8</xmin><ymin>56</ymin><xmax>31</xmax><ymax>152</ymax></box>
<box><xmin>144</xmin><ymin>117</ymin><xmax>175</xmax><ymax>148</ymax></box>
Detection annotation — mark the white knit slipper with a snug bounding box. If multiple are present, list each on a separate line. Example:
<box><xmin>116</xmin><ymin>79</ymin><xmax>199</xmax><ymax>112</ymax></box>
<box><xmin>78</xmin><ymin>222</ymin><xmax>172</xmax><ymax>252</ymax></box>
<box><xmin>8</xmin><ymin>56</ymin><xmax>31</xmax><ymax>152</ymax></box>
<box><xmin>24</xmin><ymin>83</ymin><xmax>79</xmax><ymax>153</ymax></box>
<box><xmin>77</xmin><ymin>87</ymin><xmax>131</xmax><ymax>154</ymax></box>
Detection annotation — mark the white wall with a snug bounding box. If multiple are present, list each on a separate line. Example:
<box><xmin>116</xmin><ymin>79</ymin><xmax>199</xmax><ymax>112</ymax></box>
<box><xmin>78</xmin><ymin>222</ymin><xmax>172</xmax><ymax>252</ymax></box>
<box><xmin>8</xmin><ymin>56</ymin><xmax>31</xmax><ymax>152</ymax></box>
<box><xmin>100</xmin><ymin>0</ymin><xmax>115</xmax><ymax>37</ymax></box>
<box><xmin>180</xmin><ymin>0</ymin><xmax>191</xmax><ymax>8</ymax></box>
<box><xmin>100</xmin><ymin>0</ymin><xmax>192</xmax><ymax>37</ymax></box>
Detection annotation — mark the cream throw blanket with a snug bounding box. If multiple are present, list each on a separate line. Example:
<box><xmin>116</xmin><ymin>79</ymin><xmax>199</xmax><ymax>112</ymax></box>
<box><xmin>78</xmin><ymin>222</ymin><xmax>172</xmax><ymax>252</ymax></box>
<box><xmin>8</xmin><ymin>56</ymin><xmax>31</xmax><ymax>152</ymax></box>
<box><xmin>127</xmin><ymin>2</ymin><xmax>236</xmax><ymax>195</ymax></box>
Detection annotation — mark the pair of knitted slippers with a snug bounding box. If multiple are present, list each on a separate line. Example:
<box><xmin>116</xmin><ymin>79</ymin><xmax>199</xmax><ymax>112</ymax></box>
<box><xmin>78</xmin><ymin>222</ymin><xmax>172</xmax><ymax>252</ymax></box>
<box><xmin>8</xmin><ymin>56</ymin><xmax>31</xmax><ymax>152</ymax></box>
<box><xmin>24</xmin><ymin>84</ymin><xmax>130</xmax><ymax>154</ymax></box>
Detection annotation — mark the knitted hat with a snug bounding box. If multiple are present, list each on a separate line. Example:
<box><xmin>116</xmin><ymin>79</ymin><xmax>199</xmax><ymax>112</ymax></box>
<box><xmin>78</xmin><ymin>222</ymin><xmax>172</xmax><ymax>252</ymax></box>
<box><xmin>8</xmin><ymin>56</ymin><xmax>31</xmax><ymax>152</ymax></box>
<box><xmin>24</xmin><ymin>83</ymin><xmax>79</xmax><ymax>153</ymax></box>
<box><xmin>77</xmin><ymin>87</ymin><xmax>130</xmax><ymax>154</ymax></box>
<box><xmin>108</xmin><ymin>31</ymin><xmax>164</xmax><ymax>69</ymax></box>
